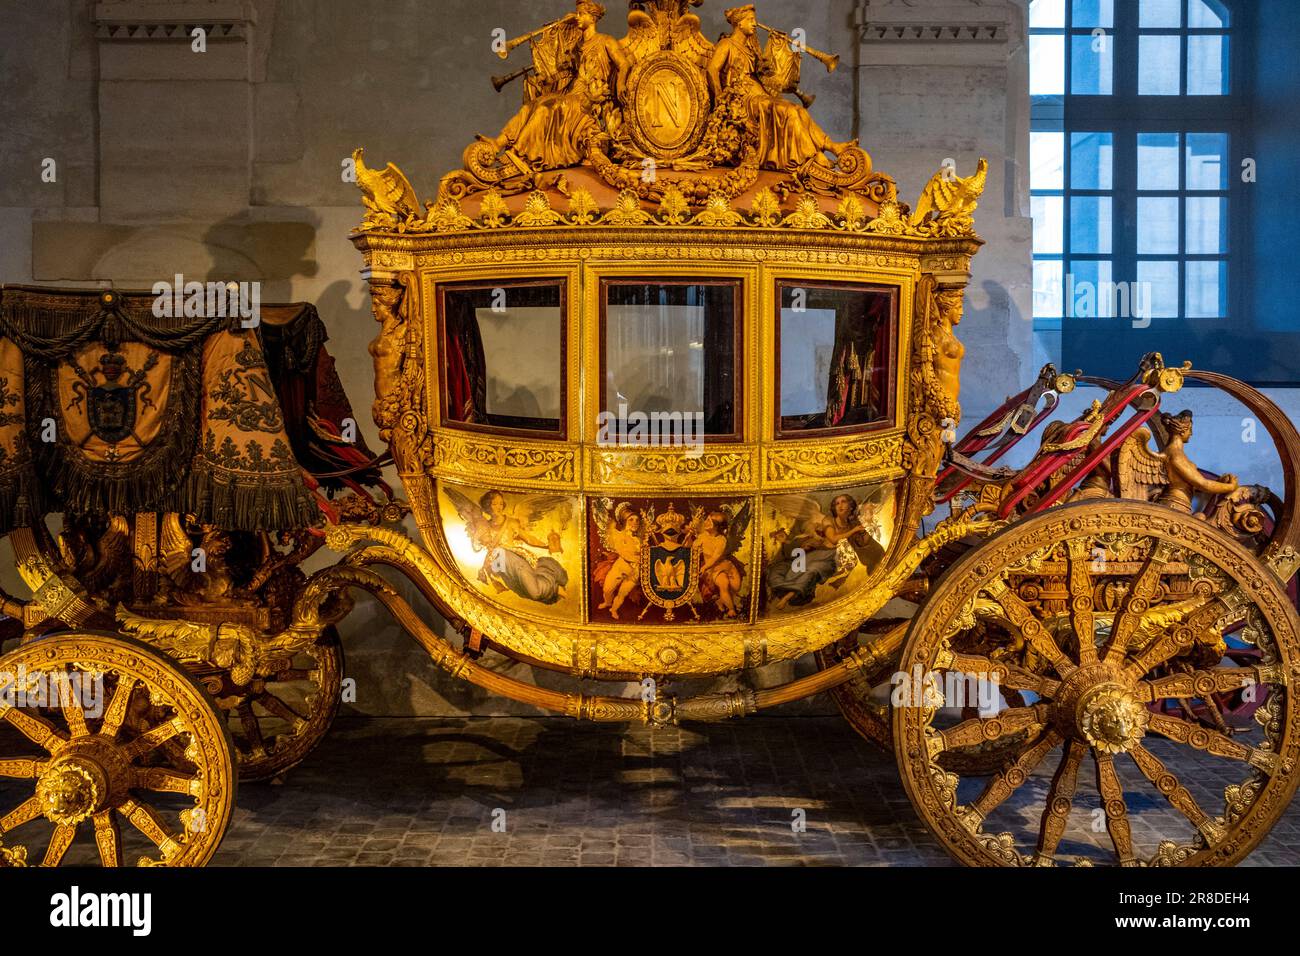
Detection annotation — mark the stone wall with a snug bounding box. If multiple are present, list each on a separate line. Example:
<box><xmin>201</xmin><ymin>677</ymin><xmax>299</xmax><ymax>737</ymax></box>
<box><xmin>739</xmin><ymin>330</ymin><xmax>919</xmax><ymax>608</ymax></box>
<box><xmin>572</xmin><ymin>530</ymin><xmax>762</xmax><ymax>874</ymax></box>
<box><xmin>2</xmin><ymin>0</ymin><xmax>1039</xmax><ymax>716</ymax></box>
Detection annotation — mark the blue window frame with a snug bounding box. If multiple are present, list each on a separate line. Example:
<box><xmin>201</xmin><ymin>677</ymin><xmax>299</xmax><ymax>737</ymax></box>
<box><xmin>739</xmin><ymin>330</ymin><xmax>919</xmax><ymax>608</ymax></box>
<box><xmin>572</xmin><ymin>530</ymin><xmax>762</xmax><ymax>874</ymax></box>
<box><xmin>1029</xmin><ymin>1</ymin><xmax>1260</xmax><ymax>380</ymax></box>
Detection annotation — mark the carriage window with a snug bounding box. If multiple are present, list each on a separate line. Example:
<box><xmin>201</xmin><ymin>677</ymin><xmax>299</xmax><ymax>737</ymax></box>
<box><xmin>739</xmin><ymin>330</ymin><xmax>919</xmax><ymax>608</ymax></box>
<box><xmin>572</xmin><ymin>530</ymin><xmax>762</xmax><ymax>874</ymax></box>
<box><xmin>440</xmin><ymin>281</ymin><xmax>565</xmax><ymax>436</ymax></box>
<box><xmin>602</xmin><ymin>281</ymin><xmax>740</xmax><ymax>441</ymax></box>
<box><xmin>777</xmin><ymin>283</ymin><xmax>895</xmax><ymax>437</ymax></box>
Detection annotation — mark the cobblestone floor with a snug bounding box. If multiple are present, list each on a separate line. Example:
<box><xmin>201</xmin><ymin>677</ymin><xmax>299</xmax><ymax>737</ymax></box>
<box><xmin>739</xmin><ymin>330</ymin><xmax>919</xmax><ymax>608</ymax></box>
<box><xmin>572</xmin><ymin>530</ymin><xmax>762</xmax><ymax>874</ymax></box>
<box><xmin>5</xmin><ymin>715</ymin><xmax>1299</xmax><ymax>866</ymax></box>
<box><xmin>203</xmin><ymin>716</ymin><xmax>1300</xmax><ymax>867</ymax></box>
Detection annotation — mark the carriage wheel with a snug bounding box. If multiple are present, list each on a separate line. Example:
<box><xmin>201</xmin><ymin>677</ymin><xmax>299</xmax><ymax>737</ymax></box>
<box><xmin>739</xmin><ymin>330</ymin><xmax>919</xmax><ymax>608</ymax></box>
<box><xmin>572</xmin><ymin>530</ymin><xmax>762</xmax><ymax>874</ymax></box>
<box><xmin>224</xmin><ymin>627</ymin><xmax>343</xmax><ymax>783</ymax></box>
<box><xmin>895</xmin><ymin>501</ymin><xmax>1300</xmax><ymax>866</ymax></box>
<box><xmin>0</xmin><ymin>632</ymin><xmax>235</xmax><ymax>866</ymax></box>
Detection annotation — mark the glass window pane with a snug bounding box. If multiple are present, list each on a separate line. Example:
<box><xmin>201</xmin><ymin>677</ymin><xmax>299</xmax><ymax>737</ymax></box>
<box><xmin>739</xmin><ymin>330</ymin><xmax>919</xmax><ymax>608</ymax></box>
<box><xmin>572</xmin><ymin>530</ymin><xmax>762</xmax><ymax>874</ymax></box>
<box><xmin>1138</xmin><ymin>133</ymin><xmax>1181</xmax><ymax>190</ymax></box>
<box><xmin>1071</xmin><ymin>132</ymin><xmax>1113</xmax><ymax>189</ymax></box>
<box><xmin>1071</xmin><ymin>33</ymin><xmax>1113</xmax><ymax>94</ymax></box>
<box><xmin>1188</xmin><ymin>0</ymin><xmax>1228</xmax><ymax>28</ymax></box>
<box><xmin>1136</xmin><ymin>261</ymin><xmax>1180</xmax><ymax>319</ymax></box>
<box><xmin>1186</xmin><ymin>197</ymin><xmax>1228</xmax><ymax>254</ymax></box>
<box><xmin>1031</xmin><ymin>131</ymin><xmax>1065</xmax><ymax>189</ymax></box>
<box><xmin>1034</xmin><ymin>260</ymin><xmax>1064</xmax><ymax>319</ymax></box>
<box><xmin>1067</xmin><ymin>260</ymin><xmax>1115</xmax><ymax>318</ymax></box>
<box><xmin>1138</xmin><ymin>197</ymin><xmax>1180</xmax><ymax>253</ymax></box>
<box><xmin>442</xmin><ymin>282</ymin><xmax>564</xmax><ymax>434</ymax></box>
<box><xmin>1030</xmin><ymin>35</ymin><xmax>1066</xmax><ymax>96</ymax></box>
<box><xmin>1072</xmin><ymin>0</ymin><xmax>1114</xmax><ymax>28</ymax></box>
<box><xmin>1032</xmin><ymin>196</ymin><xmax>1064</xmax><ymax>254</ymax></box>
<box><xmin>1186</xmin><ymin>132</ymin><xmax>1228</xmax><ymax>189</ymax></box>
<box><xmin>1139</xmin><ymin>0</ymin><xmax>1182</xmax><ymax>27</ymax></box>
<box><xmin>1030</xmin><ymin>0</ymin><xmax>1066</xmax><ymax>28</ymax></box>
<box><xmin>1070</xmin><ymin>196</ymin><xmax>1112</xmax><ymax>253</ymax></box>
<box><xmin>604</xmin><ymin>283</ymin><xmax>738</xmax><ymax>437</ymax></box>
<box><xmin>1186</xmin><ymin>260</ymin><xmax>1227</xmax><ymax>318</ymax></box>
<box><xmin>1139</xmin><ymin>35</ymin><xmax>1181</xmax><ymax>95</ymax></box>
<box><xmin>1188</xmin><ymin>34</ymin><xmax>1228</xmax><ymax>95</ymax></box>
<box><xmin>777</xmin><ymin>285</ymin><xmax>893</xmax><ymax>434</ymax></box>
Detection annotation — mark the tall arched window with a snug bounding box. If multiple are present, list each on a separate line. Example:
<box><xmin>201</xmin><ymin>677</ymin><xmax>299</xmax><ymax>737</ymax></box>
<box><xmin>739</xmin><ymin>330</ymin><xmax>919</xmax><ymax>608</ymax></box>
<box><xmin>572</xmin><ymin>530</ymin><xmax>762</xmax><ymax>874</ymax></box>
<box><xmin>1029</xmin><ymin>0</ymin><xmax>1259</xmax><ymax>379</ymax></box>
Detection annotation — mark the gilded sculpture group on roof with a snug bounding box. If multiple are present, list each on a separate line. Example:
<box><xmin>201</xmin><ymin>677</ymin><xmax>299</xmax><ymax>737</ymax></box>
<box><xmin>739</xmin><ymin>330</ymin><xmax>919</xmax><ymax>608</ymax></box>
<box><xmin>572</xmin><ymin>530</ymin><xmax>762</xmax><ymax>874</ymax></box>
<box><xmin>352</xmin><ymin>0</ymin><xmax>987</xmax><ymax>238</ymax></box>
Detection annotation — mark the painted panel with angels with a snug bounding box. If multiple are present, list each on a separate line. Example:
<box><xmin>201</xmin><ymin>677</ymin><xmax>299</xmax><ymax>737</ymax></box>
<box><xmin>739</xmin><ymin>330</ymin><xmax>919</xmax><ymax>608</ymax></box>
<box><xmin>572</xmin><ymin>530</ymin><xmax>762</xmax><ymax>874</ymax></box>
<box><xmin>760</xmin><ymin>484</ymin><xmax>896</xmax><ymax>616</ymax></box>
<box><xmin>588</xmin><ymin>496</ymin><xmax>754</xmax><ymax>625</ymax></box>
<box><xmin>437</xmin><ymin>483</ymin><xmax>582</xmax><ymax>620</ymax></box>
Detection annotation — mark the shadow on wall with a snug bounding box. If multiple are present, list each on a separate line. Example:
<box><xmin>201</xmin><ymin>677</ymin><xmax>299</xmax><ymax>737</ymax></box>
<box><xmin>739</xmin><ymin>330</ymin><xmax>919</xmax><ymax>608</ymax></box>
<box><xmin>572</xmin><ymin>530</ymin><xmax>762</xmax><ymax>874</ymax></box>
<box><xmin>200</xmin><ymin>213</ymin><xmax>319</xmax><ymax>296</ymax></box>
<box><xmin>958</xmin><ymin>279</ymin><xmax>1024</xmax><ymax>416</ymax></box>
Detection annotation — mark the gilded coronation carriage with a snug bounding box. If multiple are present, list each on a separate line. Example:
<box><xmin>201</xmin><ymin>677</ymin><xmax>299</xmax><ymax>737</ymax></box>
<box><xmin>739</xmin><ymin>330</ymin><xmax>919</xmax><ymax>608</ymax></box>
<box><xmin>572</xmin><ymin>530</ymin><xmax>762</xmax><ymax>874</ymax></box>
<box><xmin>3</xmin><ymin>0</ymin><xmax>1300</xmax><ymax>868</ymax></box>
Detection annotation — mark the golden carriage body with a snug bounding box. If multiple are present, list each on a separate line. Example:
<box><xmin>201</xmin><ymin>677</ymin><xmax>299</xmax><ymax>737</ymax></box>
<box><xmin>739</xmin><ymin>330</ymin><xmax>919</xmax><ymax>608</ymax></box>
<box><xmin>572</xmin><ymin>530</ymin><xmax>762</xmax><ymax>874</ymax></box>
<box><xmin>357</xmin><ymin>209</ymin><xmax>976</xmax><ymax>687</ymax></box>
<box><xmin>5</xmin><ymin>0</ymin><xmax>1300</xmax><ymax>869</ymax></box>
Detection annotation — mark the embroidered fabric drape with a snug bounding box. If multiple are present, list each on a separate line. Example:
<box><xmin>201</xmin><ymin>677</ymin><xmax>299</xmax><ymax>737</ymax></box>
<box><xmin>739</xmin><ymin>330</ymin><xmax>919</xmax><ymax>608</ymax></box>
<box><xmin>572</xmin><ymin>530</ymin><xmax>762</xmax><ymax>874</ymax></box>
<box><xmin>0</xmin><ymin>287</ymin><xmax>321</xmax><ymax>534</ymax></box>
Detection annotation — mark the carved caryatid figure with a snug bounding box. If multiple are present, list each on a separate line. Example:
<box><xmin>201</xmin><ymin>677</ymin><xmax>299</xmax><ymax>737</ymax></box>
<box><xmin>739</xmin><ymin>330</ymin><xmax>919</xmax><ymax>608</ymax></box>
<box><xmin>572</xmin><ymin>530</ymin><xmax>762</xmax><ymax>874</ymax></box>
<box><xmin>487</xmin><ymin>1</ymin><xmax>633</xmax><ymax>172</ymax></box>
<box><xmin>707</xmin><ymin>4</ymin><xmax>854</xmax><ymax>172</ymax></box>
<box><xmin>913</xmin><ymin>276</ymin><xmax>965</xmax><ymax>429</ymax></box>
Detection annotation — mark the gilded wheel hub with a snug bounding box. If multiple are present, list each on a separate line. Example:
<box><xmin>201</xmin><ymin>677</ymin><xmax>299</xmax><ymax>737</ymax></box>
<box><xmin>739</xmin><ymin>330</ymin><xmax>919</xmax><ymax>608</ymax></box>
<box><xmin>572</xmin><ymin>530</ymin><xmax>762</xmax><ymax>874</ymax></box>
<box><xmin>1075</xmin><ymin>682</ymin><xmax>1149</xmax><ymax>754</ymax></box>
<box><xmin>36</xmin><ymin>758</ymin><xmax>106</xmax><ymax>827</ymax></box>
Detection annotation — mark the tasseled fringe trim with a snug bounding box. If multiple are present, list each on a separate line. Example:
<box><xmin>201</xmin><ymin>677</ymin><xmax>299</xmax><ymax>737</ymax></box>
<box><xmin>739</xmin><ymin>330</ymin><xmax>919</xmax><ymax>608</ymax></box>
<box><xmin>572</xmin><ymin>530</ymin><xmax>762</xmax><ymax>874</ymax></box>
<box><xmin>179</xmin><ymin>463</ymin><xmax>321</xmax><ymax>533</ymax></box>
<box><xmin>0</xmin><ymin>461</ymin><xmax>45</xmax><ymax>537</ymax></box>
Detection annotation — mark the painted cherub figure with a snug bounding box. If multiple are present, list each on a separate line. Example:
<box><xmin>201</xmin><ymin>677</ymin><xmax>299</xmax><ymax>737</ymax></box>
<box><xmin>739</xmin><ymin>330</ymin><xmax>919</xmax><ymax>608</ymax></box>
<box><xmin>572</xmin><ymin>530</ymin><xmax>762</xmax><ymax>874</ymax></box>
<box><xmin>694</xmin><ymin>503</ymin><xmax>751</xmax><ymax>618</ymax></box>
<box><xmin>598</xmin><ymin>502</ymin><xmax>644</xmax><ymax>620</ymax></box>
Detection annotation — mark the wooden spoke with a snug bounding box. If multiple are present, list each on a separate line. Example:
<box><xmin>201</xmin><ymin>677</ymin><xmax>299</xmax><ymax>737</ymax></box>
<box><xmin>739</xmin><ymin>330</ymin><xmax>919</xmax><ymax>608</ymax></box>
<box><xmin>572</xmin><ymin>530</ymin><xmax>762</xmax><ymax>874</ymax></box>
<box><xmin>42</xmin><ymin>824</ymin><xmax>77</xmax><ymax>867</ymax></box>
<box><xmin>255</xmin><ymin>692</ymin><xmax>307</xmax><ymax>730</ymax></box>
<box><xmin>93</xmin><ymin>810</ymin><xmax>121</xmax><ymax>867</ymax></box>
<box><xmin>119</xmin><ymin>717</ymin><xmax>184</xmax><ymax>762</ymax></box>
<box><xmin>945</xmin><ymin>652</ymin><xmax>1062</xmax><ymax>698</ymax></box>
<box><xmin>932</xmin><ymin>703</ymin><xmax>1051</xmax><ymax>754</ymax></box>
<box><xmin>0</xmin><ymin>758</ymin><xmax>44</xmax><ymax>778</ymax></box>
<box><xmin>119</xmin><ymin>798</ymin><xmax>181</xmax><ymax>860</ymax></box>
<box><xmin>1147</xmin><ymin>712</ymin><xmax>1278</xmax><ymax>773</ymax></box>
<box><xmin>1065</xmin><ymin>539</ymin><xmax>1098</xmax><ymax>665</ymax></box>
<box><xmin>271</xmin><ymin>668</ymin><xmax>312</xmax><ymax>681</ymax></box>
<box><xmin>1102</xmin><ymin>539</ymin><xmax>1175</xmax><ymax>665</ymax></box>
<box><xmin>1199</xmin><ymin>692</ymin><xmax>1234</xmax><ymax>736</ymax></box>
<box><xmin>984</xmin><ymin>579</ymin><xmax>1076</xmax><ymax>676</ymax></box>
<box><xmin>1129</xmin><ymin>744</ymin><xmax>1226</xmax><ymax>845</ymax></box>
<box><xmin>1035</xmin><ymin>739</ymin><xmax>1087</xmax><ymax>865</ymax></box>
<box><xmin>235</xmin><ymin>703</ymin><xmax>269</xmax><ymax>759</ymax></box>
<box><xmin>966</xmin><ymin>731</ymin><xmax>1062</xmax><ymax>822</ymax></box>
<box><xmin>99</xmin><ymin>676</ymin><xmax>136</xmax><ymax>739</ymax></box>
<box><xmin>1094</xmin><ymin>753</ymin><xmax>1137</xmax><ymax>866</ymax></box>
<box><xmin>135</xmin><ymin>766</ymin><xmax>198</xmax><ymax>796</ymax></box>
<box><xmin>0</xmin><ymin>706</ymin><xmax>68</xmax><ymax>752</ymax></box>
<box><xmin>0</xmin><ymin>796</ymin><xmax>42</xmax><ymax>834</ymax></box>
<box><xmin>58</xmin><ymin>671</ymin><xmax>90</xmax><ymax>739</ymax></box>
<box><xmin>1144</xmin><ymin>665</ymin><xmax>1274</xmax><ymax>702</ymax></box>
